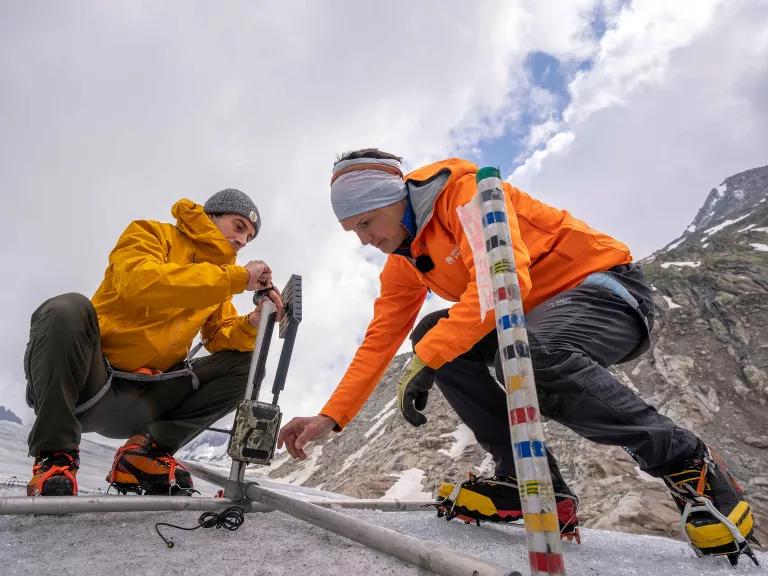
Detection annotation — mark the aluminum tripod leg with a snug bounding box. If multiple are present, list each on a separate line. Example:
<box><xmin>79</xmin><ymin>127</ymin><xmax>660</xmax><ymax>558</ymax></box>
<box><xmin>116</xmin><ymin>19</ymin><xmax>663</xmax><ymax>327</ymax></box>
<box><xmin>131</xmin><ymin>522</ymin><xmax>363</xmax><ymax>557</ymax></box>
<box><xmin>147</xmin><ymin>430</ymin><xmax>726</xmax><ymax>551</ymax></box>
<box><xmin>0</xmin><ymin>495</ymin><xmax>271</xmax><ymax>515</ymax></box>
<box><xmin>0</xmin><ymin>494</ymin><xmax>436</xmax><ymax>516</ymax></box>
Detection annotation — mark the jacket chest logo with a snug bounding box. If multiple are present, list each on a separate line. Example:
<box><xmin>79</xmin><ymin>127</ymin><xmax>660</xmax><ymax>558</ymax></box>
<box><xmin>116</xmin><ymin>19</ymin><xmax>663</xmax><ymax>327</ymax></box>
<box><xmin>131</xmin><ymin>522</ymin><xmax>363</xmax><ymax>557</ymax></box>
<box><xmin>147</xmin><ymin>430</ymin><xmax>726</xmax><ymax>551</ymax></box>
<box><xmin>445</xmin><ymin>246</ymin><xmax>460</xmax><ymax>264</ymax></box>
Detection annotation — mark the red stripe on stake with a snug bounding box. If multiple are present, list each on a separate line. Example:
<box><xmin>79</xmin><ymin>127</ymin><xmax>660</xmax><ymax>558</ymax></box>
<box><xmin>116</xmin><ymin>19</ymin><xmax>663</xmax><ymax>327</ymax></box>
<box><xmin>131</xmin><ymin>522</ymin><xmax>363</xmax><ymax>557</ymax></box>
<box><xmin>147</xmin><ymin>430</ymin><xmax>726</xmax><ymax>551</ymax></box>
<box><xmin>530</xmin><ymin>551</ymin><xmax>565</xmax><ymax>574</ymax></box>
<box><xmin>497</xmin><ymin>286</ymin><xmax>507</xmax><ymax>300</ymax></box>
<box><xmin>509</xmin><ymin>406</ymin><xmax>538</xmax><ymax>425</ymax></box>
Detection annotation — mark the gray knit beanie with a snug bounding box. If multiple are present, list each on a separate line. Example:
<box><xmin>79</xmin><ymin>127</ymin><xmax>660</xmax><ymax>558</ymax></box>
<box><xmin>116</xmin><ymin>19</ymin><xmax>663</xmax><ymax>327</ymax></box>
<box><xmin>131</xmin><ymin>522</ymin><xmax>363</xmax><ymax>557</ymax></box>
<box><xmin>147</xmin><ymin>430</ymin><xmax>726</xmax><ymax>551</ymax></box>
<box><xmin>203</xmin><ymin>188</ymin><xmax>261</xmax><ymax>236</ymax></box>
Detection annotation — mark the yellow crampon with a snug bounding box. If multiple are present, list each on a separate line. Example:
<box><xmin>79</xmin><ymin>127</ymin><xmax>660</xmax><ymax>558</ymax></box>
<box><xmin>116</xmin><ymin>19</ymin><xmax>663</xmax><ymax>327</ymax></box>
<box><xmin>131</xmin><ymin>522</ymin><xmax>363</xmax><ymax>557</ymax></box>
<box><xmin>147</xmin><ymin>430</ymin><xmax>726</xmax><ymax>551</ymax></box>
<box><xmin>434</xmin><ymin>475</ymin><xmax>580</xmax><ymax>542</ymax></box>
<box><xmin>665</xmin><ymin>450</ymin><xmax>761</xmax><ymax>566</ymax></box>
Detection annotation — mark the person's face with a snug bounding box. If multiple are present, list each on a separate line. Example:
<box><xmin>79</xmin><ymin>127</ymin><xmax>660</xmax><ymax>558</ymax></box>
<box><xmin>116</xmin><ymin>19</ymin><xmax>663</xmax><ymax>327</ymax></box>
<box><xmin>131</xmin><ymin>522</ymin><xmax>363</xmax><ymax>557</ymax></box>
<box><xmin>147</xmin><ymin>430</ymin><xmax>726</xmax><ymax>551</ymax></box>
<box><xmin>210</xmin><ymin>214</ymin><xmax>256</xmax><ymax>252</ymax></box>
<box><xmin>339</xmin><ymin>200</ymin><xmax>408</xmax><ymax>254</ymax></box>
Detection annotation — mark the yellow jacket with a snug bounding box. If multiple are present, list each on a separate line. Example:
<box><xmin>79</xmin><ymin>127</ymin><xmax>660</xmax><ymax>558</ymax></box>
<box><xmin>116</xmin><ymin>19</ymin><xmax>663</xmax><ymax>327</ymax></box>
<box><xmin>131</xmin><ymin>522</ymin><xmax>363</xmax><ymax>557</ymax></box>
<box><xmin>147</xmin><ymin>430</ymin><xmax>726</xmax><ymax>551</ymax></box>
<box><xmin>91</xmin><ymin>199</ymin><xmax>255</xmax><ymax>371</ymax></box>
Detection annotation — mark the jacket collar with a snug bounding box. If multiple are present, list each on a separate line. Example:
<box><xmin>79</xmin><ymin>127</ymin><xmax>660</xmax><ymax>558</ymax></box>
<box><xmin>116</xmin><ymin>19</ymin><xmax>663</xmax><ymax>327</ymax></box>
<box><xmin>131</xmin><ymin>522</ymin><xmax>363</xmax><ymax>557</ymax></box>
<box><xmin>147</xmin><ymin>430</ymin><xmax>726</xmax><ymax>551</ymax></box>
<box><xmin>404</xmin><ymin>158</ymin><xmax>478</xmax><ymax>243</ymax></box>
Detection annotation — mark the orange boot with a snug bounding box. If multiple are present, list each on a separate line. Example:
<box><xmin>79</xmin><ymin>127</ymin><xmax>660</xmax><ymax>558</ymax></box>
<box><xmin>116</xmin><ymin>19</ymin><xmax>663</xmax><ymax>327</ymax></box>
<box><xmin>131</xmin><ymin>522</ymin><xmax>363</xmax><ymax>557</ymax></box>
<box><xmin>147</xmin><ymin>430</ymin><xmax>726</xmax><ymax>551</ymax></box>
<box><xmin>106</xmin><ymin>434</ymin><xmax>194</xmax><ymax>495</ymax></box>
<box><xmin>27</xmin><ymin>452</ymin><xmax>79</xmax><ymax>496</ymax></box>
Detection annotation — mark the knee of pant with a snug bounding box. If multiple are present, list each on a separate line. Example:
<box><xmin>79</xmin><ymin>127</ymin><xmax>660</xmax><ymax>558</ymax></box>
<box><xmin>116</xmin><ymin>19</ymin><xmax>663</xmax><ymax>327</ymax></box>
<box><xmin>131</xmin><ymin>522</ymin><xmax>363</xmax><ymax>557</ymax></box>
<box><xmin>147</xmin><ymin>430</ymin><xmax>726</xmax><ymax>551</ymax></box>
<box><xmin>410</xmin><ymin>309</ymin><xmax>450</xmax><ymax>348</ymax></box>
<box><xmin>34</xmin><ymin>293</ymin><xmax>95</xmax><ymax>326</ymax></box>
<box><xmin>528</xmin><ymin>333</ymin><xmax>586</xmax><ymax>375</ymax></box>
<box><xmin>30</xmin><ymin>292</ymin><xmax>98</xmax><ymax>337</ymax></box>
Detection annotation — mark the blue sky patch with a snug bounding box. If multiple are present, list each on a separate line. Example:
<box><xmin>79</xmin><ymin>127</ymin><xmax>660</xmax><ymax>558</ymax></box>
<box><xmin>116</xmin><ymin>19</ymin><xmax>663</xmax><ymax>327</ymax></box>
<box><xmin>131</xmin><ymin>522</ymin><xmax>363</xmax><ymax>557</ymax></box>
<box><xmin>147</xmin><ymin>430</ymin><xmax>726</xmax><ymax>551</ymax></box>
<box><xmin>470</xmin><ymin>3</ymin><xmax>613</xmax><ymax>176</ymax></box>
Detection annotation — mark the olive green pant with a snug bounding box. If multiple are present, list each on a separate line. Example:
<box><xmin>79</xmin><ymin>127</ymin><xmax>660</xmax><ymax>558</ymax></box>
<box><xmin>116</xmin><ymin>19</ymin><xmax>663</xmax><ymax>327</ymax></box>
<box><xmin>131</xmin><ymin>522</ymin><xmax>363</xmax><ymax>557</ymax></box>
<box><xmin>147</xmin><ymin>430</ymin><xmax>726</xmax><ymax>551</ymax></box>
<box><xmin>24</xmin><ymin>293</ymin><xmax>250</xmax><ymax>456</ymax></box>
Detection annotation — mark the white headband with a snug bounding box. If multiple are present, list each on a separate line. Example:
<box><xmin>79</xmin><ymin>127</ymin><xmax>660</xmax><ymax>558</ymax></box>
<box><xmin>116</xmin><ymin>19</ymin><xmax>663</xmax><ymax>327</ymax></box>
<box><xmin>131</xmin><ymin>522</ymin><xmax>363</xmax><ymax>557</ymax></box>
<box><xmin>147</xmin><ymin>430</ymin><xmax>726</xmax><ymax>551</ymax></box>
<box><xmin>330</xmin><ymin>157</ymin><xmax>407</xmax><ymax>221</ymax></box>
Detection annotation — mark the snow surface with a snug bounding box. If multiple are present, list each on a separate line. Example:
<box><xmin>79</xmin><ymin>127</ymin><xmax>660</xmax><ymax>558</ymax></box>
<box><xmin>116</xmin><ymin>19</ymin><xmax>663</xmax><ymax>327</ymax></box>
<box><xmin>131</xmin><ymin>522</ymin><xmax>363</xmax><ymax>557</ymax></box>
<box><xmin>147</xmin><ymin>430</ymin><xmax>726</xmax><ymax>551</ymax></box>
<box><xmin>370</xmin><ymin>396</ymin><xmax>398</xmax><ymax>422</ymax></box>
<box><xmin>750</xmin><ymin>243</ymin><xmax>768</xmax><ymax>252</ymax></box>
<box><xmin>663</xmin><ymin>295</ymin><xmax>683</xmax><ymax>310</ymax></box>
<box><xmin>439</xmin><ymin>423</ymin><xmax>477</xmax><ymax>459</ymax></box>
<box><xmin>664</xmin><ymin>237</ymin><xmax>687</xmax><ymax>252</ymax></box>
<box><xmin>339</xmin><ymin>443</ymin><xmax>369</xmax><ymax>475</ymax></box>
<box><xmin>703</xmin><ymin>212</ymin><xmax>753</xmax><ymax>237</ymax></box>
<box><xmin>660</xmin><ymin>261</ymin><xmax>701</xmax><ymax>269</ymax></box>
<box><xmin>364</xmin><ymin>396</ymin><xmax>397</xmax><ymax>440</ymax></box>
<box><xmin>280</xmin><ymin>444</ymin><xmax>324</xmax><ymax>485</ymax></box>
<box><xmin>364</xmin><ymin>410</ymin><xmax>395</xmax><ymax>439</ymax></box>
<box><xmin>382</xmin><ymin>468</ymin><xmax>433</xmax><ymax>500</ymax></box>
<box><xmin>1</xmin><ymin>422</ymin><xmax>766</xmax><ymax>575</ymax></box>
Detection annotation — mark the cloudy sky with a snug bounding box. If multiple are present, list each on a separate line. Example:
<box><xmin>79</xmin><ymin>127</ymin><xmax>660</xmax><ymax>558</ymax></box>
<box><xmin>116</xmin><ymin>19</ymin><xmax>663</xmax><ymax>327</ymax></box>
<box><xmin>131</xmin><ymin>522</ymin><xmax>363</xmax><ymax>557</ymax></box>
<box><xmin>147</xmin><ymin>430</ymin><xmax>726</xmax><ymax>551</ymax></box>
<box><xmin>1</xmin><ymin>1</ymin><xmax>767</xmax><ymax>441</ymax></box>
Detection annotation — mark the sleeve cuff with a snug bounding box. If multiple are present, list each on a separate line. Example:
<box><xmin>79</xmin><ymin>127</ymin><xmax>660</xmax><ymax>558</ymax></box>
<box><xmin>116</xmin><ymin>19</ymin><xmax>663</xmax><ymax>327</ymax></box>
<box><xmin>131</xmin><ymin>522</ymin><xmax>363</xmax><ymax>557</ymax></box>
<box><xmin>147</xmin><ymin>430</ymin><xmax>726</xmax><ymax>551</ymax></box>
<box><xmin>239</xmin><ymin>314</ymin><xmax>257</xmax><ymax>335</ymax></box>
<box><xmin>319</xmin><ymin>410</ymin><xmax>346</xmax><ymax>432</ymax></box>
<box><xmin>414</xmin><ymin>340</ymin><xmax>448</xmax><ymax>370</ymax></box>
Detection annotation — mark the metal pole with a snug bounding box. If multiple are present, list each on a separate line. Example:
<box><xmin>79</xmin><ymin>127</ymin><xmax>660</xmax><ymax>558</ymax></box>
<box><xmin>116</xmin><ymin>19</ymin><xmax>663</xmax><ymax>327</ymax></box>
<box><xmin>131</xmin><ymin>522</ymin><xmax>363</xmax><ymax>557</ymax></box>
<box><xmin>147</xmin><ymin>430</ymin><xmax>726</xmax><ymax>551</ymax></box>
<box><xmin>0</xmin><ymin>495</ymin><xmax>435</xmax><ymax>516</ymax></box>
<box><xmin>243</xmin><ymin>300</ymin><xmax>277</xmax><ymax>402</ymax></box>
<box><xmin>228</xmin><ymin>299</ymin><xmax>277</xmax><ymax>489</ymax></box>
<box><xmin>185</xmin><ymin>460</ymin><xmax>434</xmax><ymax>512</ymax></box>
<box><xmin>475</xmin><ymin>168</ymin><xmax>565</xmax><ymax>576</ymax></box>
<box><xmin>245</xmin><ymin>482</ymin><xmax>521</xmax><ymax>576</ymax></box>
<box><xmin>0</xmin><ymin>495</ymin><xmax>270</xmax><ymax>515</ymax></box>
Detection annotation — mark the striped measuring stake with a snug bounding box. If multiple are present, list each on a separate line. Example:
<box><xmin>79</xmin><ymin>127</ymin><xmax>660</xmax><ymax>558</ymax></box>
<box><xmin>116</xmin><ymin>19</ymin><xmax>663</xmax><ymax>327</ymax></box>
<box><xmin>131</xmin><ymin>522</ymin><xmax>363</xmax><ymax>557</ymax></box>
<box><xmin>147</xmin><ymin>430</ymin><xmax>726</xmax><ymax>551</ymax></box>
<box><xmin>476</xmin><ymin>167</ymin><xmax>565</xmax><ymax>576</ymax></box>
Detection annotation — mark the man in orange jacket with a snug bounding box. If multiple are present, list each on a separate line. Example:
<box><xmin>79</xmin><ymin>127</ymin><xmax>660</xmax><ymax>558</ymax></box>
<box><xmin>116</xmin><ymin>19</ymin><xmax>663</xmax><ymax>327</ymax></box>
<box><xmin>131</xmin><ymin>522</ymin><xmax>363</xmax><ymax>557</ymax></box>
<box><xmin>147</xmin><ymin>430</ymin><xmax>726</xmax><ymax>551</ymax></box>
<box><xmin>24</xmin><ymin>188</ymin><xmax>282</xmax><ymax>497</ymax></box>
<box><xmin>278</xmin><ymin>149</ymin><xmax>757</xmax><ymax>561</ymax></box>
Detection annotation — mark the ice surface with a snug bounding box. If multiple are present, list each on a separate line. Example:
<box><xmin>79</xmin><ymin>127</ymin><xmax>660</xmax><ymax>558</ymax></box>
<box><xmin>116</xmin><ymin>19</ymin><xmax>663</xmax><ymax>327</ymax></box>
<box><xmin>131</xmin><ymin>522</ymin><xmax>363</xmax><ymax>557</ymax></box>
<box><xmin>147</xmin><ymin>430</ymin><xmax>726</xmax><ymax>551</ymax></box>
<box><xmin>2</xmin><ymin>424</ymin><xmax>765</xmax><ymax>575</ymax></box>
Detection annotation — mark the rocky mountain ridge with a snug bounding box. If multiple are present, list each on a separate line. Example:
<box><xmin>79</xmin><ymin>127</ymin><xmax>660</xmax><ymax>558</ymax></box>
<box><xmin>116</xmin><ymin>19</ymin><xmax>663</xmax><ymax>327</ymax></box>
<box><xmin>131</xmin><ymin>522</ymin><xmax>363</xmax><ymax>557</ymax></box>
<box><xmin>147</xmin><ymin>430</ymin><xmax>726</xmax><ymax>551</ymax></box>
<box><xmin>0</xmin><ymin>406</ymin><xmax>21</xmax><ymax>425</ymax></box>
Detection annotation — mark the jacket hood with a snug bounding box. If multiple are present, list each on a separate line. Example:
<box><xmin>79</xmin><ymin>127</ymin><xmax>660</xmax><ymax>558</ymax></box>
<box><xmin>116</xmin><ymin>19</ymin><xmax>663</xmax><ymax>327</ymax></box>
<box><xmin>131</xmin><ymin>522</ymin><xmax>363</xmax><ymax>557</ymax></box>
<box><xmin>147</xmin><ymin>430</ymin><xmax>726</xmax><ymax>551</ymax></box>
<box><xmin>171</xmin><ymin>198</ymin><xmax>236</xmax><ymax>261</ymax></box>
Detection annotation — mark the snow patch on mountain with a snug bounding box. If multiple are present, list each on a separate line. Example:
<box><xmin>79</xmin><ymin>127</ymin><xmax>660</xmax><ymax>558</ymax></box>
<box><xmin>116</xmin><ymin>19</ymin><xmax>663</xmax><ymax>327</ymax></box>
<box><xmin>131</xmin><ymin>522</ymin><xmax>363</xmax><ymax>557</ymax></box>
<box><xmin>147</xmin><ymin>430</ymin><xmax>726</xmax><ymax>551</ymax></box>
<box><xmin>382</xmin><ymin>468</ymin><xmax>433</xmax><ymax>500</ymax></box>
<box><xmin>438</xmin><ymin>423</ymin><xmax>476</xmax><ymax>459</ymax></box>
<box><xmin>660</xmin><ymin>261</ymin><xmax>701</xmax><ymax>269</ymax></box>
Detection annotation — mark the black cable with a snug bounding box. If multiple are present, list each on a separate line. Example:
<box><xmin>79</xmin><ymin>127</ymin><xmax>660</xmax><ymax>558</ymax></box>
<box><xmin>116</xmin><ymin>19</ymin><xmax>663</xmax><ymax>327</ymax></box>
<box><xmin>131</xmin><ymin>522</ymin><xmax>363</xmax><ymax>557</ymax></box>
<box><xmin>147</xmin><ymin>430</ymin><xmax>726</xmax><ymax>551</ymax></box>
<box><xmin>155</xmin><ymin>506</ymin><xmax>246</xmax><ymax>548</ymax></box>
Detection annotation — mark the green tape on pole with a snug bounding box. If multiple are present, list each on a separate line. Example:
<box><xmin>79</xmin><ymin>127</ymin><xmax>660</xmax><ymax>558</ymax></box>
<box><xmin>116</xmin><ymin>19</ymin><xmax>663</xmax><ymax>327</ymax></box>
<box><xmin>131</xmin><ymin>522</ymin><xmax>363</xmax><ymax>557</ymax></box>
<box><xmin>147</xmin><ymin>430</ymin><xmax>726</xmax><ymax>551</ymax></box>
<box><xmin>476</xmin><ymin>166</ymin><xmax>502</xmax><ymax>181</ymax></box>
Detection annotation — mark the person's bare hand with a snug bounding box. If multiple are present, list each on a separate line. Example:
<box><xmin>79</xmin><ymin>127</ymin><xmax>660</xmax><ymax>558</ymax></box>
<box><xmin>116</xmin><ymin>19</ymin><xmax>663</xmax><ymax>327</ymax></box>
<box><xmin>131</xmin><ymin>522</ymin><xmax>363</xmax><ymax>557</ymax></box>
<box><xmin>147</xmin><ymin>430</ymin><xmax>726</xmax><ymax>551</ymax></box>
<box><xmin>247</xmin><ymin>288</ymin><xmax>285</xmax><ymax>327</ymax></box>
<box><xmin>277</xmin><ymin>415</ymin><xmax>336</xmax><ymax>460</ymax></box>
<box><xmin>244</xmin><ymin>260</ymin><xmax>272</xmax><ymax>291</ymax></box>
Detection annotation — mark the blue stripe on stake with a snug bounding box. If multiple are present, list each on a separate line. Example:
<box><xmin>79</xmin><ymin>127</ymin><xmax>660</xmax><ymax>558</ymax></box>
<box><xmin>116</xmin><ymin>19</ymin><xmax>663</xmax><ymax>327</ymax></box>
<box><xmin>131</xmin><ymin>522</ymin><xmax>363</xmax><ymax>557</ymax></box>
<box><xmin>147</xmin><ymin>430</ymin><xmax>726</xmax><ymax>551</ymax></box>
<box><xmin>515</xmin><ymin>440</ymin><xmax>546</xmax><ymax>459</ymax></box>
<box><xmin>483</xmin><ymin>211</ymin><xmax>507</xmax><ymax>225</ymax></box>
<box><xmin>498</xmin><ymin>314</ymin><xmax>524</xmax><ymax>330</ymax></box>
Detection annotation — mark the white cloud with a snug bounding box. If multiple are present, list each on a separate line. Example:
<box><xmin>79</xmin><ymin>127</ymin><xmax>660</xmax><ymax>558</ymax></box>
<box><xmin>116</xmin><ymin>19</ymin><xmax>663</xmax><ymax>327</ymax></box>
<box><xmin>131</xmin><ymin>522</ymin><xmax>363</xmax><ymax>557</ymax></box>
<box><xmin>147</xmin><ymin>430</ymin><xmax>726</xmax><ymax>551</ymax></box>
<box><xmin>0</xmin><ymin>1</ymin><xmax>607</xmax><ymax>431</ymax></box>
<box><xmin>513</xmin><ymin>0</ymin><xmax>723</xmax><ymax>182</ymax></box>
<box><xmin>510</xmin><ymin>0</ymin><xmax>768</xmax><ymax>258</ymax></box>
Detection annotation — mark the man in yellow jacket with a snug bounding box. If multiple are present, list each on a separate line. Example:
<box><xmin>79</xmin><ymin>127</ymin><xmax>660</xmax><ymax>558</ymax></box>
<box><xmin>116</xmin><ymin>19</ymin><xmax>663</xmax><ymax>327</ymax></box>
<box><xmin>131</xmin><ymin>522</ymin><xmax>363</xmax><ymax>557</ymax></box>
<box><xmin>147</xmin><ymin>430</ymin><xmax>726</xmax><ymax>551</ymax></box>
<box><xmin>24</xmin><ymin>188</ymin><xmax>281</xmax><ymax>497</ymax></box>
<box><xmin>278</xmin><ymin>150</ymin><xmax>756</xmax><ymax>562</ymax></box>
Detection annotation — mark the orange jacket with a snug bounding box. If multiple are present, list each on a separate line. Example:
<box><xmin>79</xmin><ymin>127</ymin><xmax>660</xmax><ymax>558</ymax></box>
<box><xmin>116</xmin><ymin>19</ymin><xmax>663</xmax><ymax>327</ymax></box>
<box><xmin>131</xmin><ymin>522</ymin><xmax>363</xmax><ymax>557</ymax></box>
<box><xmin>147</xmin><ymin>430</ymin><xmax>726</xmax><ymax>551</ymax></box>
<box><xmin>91</xmin><ymin>199</ymin><xmax>255</xmax><ymax>372</ymax></box>
<box><xmin>321</xmin><ymin>158</ymin><xmax>632</xmax><ymax>429</ymax></box>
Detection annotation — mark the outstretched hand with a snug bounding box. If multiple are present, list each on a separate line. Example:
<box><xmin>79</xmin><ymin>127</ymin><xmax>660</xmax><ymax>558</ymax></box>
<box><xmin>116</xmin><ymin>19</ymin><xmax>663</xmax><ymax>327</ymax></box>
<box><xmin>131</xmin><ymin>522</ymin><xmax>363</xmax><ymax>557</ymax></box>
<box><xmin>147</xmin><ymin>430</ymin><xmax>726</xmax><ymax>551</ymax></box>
<box><xmin>277</xmin><ymin>415</ymin><xmax>337</xmax><ymax>460</ymax></box>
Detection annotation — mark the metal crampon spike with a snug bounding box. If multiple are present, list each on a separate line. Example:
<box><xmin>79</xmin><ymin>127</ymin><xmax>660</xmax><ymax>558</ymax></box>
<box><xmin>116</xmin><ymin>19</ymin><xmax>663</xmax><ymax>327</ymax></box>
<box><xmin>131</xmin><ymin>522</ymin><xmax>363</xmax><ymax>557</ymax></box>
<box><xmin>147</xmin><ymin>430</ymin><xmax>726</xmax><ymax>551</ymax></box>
<box><xmin>561</xmin><ymin>528</ymin><xmax>581</xmax><ymax>545</ymax></box>
<box><xmin>727</xmin><ymin>540</ymin><xmax>760</xmax><ymax>567</ymax></box>
<box><xmin>739</xmin><ymin>541</ymin><xmax>760</xmax><ymax>567</ymax></box>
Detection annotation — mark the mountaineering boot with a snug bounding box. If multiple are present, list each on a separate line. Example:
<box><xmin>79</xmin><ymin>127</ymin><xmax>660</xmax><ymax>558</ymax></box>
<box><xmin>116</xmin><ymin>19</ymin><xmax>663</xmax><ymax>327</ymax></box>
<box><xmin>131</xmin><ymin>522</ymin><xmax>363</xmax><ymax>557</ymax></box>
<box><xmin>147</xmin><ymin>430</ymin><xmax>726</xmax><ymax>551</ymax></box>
<box><xmin>27</xmin><ymin>451</ymin><xmax>79</xmax><ymax>496</ymax></box>
<box><xmin>663</xmin><ymin>443</ymin><xmax>760</xmax><ymax>566</ymax></box>
<box><xmin>106</xmin><ymin>433</ymin><xmax>194</xmax><ymax>495</ymax></box>
<box><xmin>435</xmin><ymin>472</ymin><xmax>580</xmax><ymax>542</ymax></box>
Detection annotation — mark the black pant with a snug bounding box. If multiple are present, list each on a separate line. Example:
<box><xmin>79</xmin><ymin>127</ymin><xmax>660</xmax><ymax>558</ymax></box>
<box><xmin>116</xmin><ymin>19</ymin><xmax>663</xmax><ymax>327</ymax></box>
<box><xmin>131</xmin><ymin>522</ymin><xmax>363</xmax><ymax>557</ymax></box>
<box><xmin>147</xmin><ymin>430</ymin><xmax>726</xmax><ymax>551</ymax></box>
<box><xmin>412</xmin><ymin>264</ymin><xmax>700</xmax><ymax>481</ymax></box>
<box><xmin>24</xmin><ymin>293</ymin><xmax>250</xmax><ymax>456</ymax></box>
